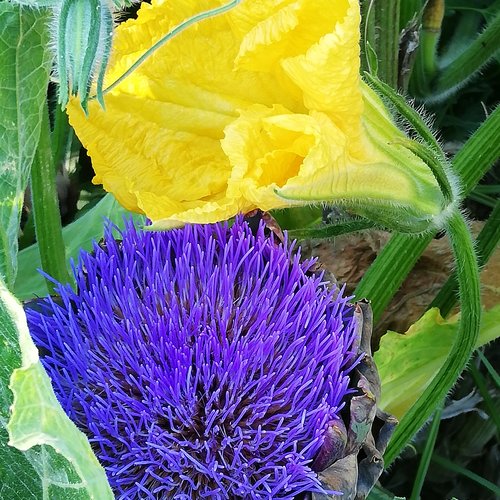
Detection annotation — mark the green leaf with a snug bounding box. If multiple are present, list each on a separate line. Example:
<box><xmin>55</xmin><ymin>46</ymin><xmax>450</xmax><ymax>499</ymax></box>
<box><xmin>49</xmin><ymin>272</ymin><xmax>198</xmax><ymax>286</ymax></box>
<box><xmin>0</xmin><ymin>278</ymin><xmax>113</xmax><ymax>498</ymax></box>
<box><xmin>0</xmin><ymin>5</ymin><xmax>52</xmax><ymax>287</ymax></box>
<box><xmin>271</xmin><ymin>206</ymin><xmax>322</xmax><ymax>231</ymax></box>
<box><xmin>376</xmin><ymin>304</ymin><xmax>500</xmax><ymax>419</ymax></box>
<box><xmin>14</xmin><ymin>193</ymin><xmax>142</xmax><ymax>300</ymax></box>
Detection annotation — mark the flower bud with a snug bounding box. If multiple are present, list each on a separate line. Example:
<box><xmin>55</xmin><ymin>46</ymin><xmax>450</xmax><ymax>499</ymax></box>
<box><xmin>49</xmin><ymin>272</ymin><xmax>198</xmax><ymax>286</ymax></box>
<box><xmin>53</xmin><ymin>0</ymin><xmax>113</xmax><ymax>111</ymax></box>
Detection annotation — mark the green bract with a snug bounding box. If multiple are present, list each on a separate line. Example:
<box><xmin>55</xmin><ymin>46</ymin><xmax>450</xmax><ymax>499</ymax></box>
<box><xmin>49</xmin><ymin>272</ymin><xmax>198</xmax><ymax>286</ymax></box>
<box><xmin>54</xmin><ymin>0</ymin><xmax>113</xmax><ymax>111</ymax></box>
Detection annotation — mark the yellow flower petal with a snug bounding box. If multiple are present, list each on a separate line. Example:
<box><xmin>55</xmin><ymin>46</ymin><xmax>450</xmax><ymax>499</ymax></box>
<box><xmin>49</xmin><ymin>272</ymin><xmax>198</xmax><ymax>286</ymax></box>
<box><xmin>68</xmin><ymin>92</ymin><xmax>234</xmax><ymax>219</ymax></box>
<box><xmin>222</xmin><ymin>104</ymin><xmax>344</xmax><ymax>210</ymax></box>
<box><xmin>67</xmin><ymin>0</ymin><xmax>446</xmax><ymax>232</ymax></box>
<box><xmin>280</xmin><ymin>0</ymin><xmax>363</xmax><ymax>152</ymax></box>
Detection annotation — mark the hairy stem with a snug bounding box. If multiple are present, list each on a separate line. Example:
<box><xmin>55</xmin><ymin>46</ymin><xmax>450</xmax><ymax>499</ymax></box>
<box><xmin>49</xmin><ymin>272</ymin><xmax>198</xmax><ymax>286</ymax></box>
<box><xmin>30</xmin><ymin>101</ymin><xmax>70</xmax><ymax>292</ymax></box>
<box><xmin>384</xmin><ymin>210</ymin><xmax>480</xmax><ymax>465</ymax></box>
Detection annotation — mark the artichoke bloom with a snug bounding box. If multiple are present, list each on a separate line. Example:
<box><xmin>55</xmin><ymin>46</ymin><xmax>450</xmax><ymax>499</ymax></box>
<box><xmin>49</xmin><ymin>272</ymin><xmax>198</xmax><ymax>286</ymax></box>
<box><xmin>67</xmin><ymin>0</ymin><xmax>445</xmax><ymax>232</ymax></box>
<box><xmin>27</xmin><ymin>218</ymin><xmax>364</xmax><ymax>498</ymax></box>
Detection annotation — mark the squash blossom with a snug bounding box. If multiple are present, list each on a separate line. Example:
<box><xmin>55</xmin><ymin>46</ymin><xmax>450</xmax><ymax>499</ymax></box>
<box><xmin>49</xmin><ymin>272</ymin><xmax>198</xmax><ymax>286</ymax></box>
<box><xmin>67</xmin><ymin>0</ymin><xmax>447</xmax><ymax>232</ymax></box>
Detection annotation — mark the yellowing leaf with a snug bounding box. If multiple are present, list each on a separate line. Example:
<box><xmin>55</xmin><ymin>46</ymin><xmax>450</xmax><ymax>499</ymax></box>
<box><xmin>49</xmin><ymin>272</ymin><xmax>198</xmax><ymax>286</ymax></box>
<box><xmin>0</xmin><ymin>279</ymin><xmax>113</xmax><ymax>498</ymax></box>
<box><xmin>376</xmin><ymin>305</ymin><xmax>500</xmax><ymax>419</ymax></box>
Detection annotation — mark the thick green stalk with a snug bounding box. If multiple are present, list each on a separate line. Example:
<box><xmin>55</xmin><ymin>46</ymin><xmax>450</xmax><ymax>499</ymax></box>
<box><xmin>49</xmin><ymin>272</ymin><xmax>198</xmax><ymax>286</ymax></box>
<box><xmin>432</xmin><ymin>10</ymin><xmax>500</xmax><ymax>99</ymax></box>
<box><xmin>30</xmin><ymin>101</ymin><xmax>71</xmax><ymax>292</ymax></box>
<box><xmin>355</xmin><ymin>106</ymin><xmax>500</xmax><ymax>321</ymax></box>
<box><xmin>51</xmin><ymin>105</ymin><xmax>73</xmax><ymax>173</ymax></box>
<box><xmin>453</xmin><ymin>106</ymin><xmax>500</xmax><ymax>193</ymax></box>
<box><xmin>356</xmin><ymin>233</ymin><xmax>428</xmax><ymax>321</ymax></box>
<box><xmin>438</xmin><ymin>10</ymin><xmax>482</xmax><ymax>67</ymax></box>
<box><xmin>410</xmin><ymin>0</ymin><xmax>444</xmax><ymax>97</ymax></box>
<box><xmin>431</xmin><ymin>200</ymin><xmax>500</xmax><ymax>316</ymax></box>
<box><xmin>361</xmin><ymin>0</ymin><xmax>400</xmax><ymax>87</ymax></box>
<box><xmin>384</xmin><ymin>210</ymin><xmax>481</xmax><ymax>465</ymax></box>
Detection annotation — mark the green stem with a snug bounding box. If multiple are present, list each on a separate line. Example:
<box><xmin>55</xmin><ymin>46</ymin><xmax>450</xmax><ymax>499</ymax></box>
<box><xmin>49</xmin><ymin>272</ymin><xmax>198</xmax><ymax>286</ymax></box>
<box><xmin>409</xmin><ymin>0</ymin><xmax>444</xmax><ymax>97</ymax></box>
<box><xmin>420</xmin><ymin>0</ymin><xmax>444</xmax><ymax>77</ymax></box>
<box><xmin>433</xmin><ymin>10</ymin><xmax>500</xmax><ymax>99</ymax></box>
<box><xmin>355</xmin><ymin>233</ymin><xmax>429</xmax><ymax>321</ymax></box>
<box><xmin>438</xmin><ymin>10</ymin><xmax>482</xmax><ymax>67</ymax></box>
<box><xmin>361</xmin><ymin>0</ymin><xmax>400</xmax><ymax>87</ymax></box>
<box><xmin>355</xmin><ymin>106</ymin><xmax>500</xmax><ymax>322</ymax></box>
<box><xmin>468</xmin><ymin>191</ymin><xmax>497</xmax><ymax>209</ymax></box>
<box><xmin>30</xmin><ymin>101</ymin><xmax>70</xmax><ymax>292</ymax></box>
<box><xmin>384</xmin><ymin>210</ymin><xmax>481</xmax><ymax>465</ymax></box>
<box><xmin>410</xmin><ymin>405</ymin><xmax>443</xmax><ymax>500</ymax></box>
<box><xmin>431</xmin><ymin>200</ymin><xmax>500</xmax><ymax>316</ymax></box>
<box><xmin>51</xmin><ymin>105</ymin><xmax>73</xmax><ymax>173</ymax></box>
<box><xmin>453</xmin><ymin>106</ymin><xmax>500</xmax><ymax>194</ymax></box>
<box><xmin>287</xmin><ymin>219</ymin><xmax>376</xmax><ymax>240</ymax></box>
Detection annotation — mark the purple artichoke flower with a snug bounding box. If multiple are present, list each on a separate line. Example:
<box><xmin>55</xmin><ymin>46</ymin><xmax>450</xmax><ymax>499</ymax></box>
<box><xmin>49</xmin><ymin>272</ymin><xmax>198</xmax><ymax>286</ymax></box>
<box><xmin>26</xmin><ymin>217</ymin><xmax>360</xmax><ymax>499</ymax></box>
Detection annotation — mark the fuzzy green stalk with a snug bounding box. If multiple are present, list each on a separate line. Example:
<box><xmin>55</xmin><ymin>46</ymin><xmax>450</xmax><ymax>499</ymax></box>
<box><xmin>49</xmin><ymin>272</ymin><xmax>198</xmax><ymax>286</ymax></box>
<box><xmin>431</xmin><ymin>200</ymin><xmax>500</xmax><ymax>316</ymax></box>
<box><xmin>384</xmin><ymin>209</ymin><xmax>481</xmax><ymax>465</ymax></box>
<box><xmin>30</xmin><ymin>101</ymin><xmax>71</xmax><ymax>292</ymax></box>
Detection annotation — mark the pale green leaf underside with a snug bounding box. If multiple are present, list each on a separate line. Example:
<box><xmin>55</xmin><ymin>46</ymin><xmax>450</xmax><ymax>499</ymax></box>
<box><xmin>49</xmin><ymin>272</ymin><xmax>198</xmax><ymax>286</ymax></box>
<box><xmin>0</xmin><ymin>5</ymin><xmax>52</xmax><ymax>287</ymax></box>
<box><xmin>0</xmin><ymin>280</ymin><xmax>113</xmax><ymax>498</ymax></box>
<box><xmin>15</xmin><ymin>193</ymin><xmax>143</xmax><ymax>299</ymax></box>
<box><xmin>376</xmin><ymin>304</ymin><xmax>500</xmax><ymax>418</ymax></box>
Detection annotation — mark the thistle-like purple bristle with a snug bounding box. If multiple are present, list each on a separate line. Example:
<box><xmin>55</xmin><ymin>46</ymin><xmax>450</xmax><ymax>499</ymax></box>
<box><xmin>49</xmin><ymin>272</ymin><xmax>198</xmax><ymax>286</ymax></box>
<box><xmin>27</xmin><ymin>218</ymin><xmax>358</xmax><ymax>499</ymax></box>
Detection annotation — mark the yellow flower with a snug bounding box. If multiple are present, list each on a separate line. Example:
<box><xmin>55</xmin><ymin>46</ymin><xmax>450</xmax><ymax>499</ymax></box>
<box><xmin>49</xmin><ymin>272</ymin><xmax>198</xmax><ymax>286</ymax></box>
<box><xmin>67</xmin><ymin>0</ymin><xmax>445</xmax><ymax>231</ymax></box>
